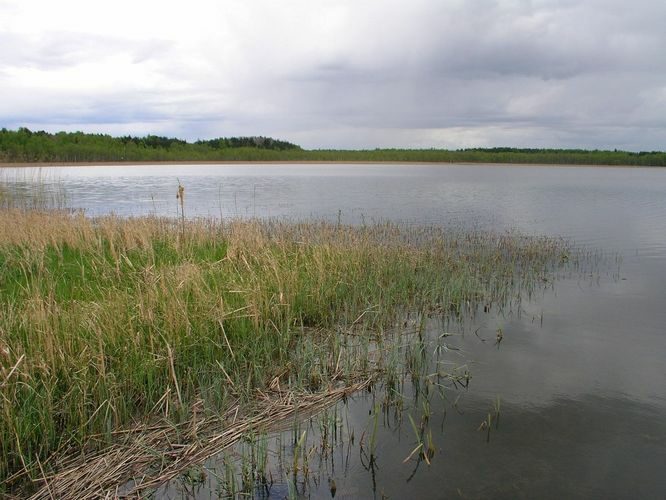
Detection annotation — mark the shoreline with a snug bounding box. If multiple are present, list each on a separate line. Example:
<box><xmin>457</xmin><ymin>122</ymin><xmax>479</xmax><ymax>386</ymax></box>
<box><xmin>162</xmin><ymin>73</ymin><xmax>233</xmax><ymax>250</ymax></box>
<box><xmin>0</xmin><ymin>160</ymin><xmax>658</xmax><ymax>169</ymax></box>
<box><xmin>0</xmin><ymin>212</ymin><xmax>574</xmax><ymax>496</ymax></box>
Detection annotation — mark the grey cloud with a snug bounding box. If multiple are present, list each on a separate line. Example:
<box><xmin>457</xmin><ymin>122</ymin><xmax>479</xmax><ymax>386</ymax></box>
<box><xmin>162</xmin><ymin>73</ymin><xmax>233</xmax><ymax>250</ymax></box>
<box><xmin>352</xmin><ymin>1</ymin><xmax>664</xmax><ymax>81</ymax></box>
<box><xmin>253</xmin><ymin>0</ymin><xmax>666</xmax><ymax>147</ymax></box>
<box><xmin>1</xmin><ymin>0</ymin><xmax>665</xmax><ymax>150</ymax></box>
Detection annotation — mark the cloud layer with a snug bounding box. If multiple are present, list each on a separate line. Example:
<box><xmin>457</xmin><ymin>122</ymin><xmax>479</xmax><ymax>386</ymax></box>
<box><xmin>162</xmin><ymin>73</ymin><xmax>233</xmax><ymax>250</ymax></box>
<box><xmin>1</xmin><ymin>0</ymin><xmax>665</xmax><ymax>149</ymax></box>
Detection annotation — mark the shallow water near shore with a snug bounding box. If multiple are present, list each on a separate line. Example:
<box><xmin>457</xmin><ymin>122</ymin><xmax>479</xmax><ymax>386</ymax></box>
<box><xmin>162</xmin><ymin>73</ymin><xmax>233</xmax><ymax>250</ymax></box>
<box><xmin>4</xmin><ymin>163</ymin><xmax>666</xmax><ymax>498</ymax></box>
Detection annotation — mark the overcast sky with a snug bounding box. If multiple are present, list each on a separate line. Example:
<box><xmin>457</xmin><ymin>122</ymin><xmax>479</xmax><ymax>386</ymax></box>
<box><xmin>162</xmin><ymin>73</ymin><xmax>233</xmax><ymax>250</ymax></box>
<box><xmin>1</xmin><ymin>0</ymin><xmax>665</xmax><ymax>150</ymax></box>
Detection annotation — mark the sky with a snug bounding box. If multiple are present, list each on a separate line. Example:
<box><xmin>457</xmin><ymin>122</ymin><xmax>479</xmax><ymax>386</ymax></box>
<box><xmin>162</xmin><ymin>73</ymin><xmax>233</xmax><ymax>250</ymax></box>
<box><xmin>1</xmin><ymin>0</ymin><xmax>665</xmax><ymax>150</ymax></box>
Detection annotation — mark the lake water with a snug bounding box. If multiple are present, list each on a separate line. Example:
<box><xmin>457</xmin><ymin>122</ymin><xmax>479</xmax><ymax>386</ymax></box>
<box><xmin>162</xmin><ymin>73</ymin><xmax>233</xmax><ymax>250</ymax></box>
<box><xmin>6</xmin><ymin>163</ymin><xmax>666</xmax><ymax>498</ymax></box>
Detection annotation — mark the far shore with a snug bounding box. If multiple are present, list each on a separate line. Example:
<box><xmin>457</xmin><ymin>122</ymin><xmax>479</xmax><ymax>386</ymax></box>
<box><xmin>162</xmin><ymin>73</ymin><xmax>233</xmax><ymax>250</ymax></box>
<box><xmin>0</xmin><ymin>160</ymin><xmax>658</xmax><ymax>169</ymax></box>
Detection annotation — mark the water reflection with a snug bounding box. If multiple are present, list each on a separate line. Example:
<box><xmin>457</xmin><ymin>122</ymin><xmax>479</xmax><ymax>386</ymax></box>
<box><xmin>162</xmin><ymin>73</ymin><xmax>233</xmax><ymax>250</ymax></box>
<box><xmin>344</xmin><ymin>392</ymin><xmax>666</xmax><ymax>500</ymax></box>
<box><xmin>3</xmin><ymin>163</ymin><xmax>666</xmax><ymax>497</ymax></box>
<box><xmin>155</xmin><ymin>383</ymin><xmax>666</xmax><ymax>499</ymax></box>
<box><xmin>154</xmin><ymin>286</ymin><xmax>666</xmax><ymax>499</ymax></box>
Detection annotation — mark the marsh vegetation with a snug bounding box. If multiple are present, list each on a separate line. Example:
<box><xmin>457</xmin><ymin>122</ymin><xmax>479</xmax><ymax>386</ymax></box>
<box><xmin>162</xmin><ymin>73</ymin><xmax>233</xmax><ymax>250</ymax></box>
<box><xmin>0</xmin><ymin>171</ymin><xmax>584</xmax><ymax>497</ymax></box>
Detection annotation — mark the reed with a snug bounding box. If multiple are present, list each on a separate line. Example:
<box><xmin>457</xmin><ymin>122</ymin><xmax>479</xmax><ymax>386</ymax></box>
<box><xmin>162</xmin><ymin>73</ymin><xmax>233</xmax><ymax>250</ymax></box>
<box><xmin>0</xmin><ymin>207</ymin><xmax>575</xmax><ymax>495</ymax></box>
<box><xmin>0</xmin><ymin>169</ymin><xmax>66</xmax><ymax>211</ymax></box>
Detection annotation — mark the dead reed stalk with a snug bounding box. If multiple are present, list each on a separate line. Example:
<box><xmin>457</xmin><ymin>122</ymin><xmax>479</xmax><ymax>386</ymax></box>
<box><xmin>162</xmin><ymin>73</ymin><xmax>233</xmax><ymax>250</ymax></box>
<box><xmin>28</xmin><ymin>378</ymin><xmax>373</xmax><ymax>499</ymax></box>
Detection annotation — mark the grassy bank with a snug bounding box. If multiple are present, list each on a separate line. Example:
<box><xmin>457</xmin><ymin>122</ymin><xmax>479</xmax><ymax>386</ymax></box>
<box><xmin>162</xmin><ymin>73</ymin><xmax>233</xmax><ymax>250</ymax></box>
<box><xmin>0</xmin><ymin>207</ymin><xmax>575</xmax><ymax>495</ymax></box>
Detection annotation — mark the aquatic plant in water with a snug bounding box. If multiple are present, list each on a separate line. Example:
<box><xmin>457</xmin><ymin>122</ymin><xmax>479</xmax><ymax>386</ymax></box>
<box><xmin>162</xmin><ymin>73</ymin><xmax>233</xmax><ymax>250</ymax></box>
<box><xmin>0</xmin><ymin>198</ymin><xmax>585</xmax><ymax>497</ymax></box>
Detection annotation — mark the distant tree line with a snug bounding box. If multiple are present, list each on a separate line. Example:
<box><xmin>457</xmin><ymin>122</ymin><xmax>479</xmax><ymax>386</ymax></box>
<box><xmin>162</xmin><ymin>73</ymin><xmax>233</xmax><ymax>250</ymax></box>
<box><xmin>1</xmin><ymin>128</ymin><xmax>664</xmax><ymax>166</ymax></box>
<box><xmin>194</xmin><ymin>136</ymin><xmax>299</xmax><ymax>150</ymax></box>
<box><xmin>0</xmin><ymin>128</ymin><xmax>301</xmax><ymax>163</ymax></box>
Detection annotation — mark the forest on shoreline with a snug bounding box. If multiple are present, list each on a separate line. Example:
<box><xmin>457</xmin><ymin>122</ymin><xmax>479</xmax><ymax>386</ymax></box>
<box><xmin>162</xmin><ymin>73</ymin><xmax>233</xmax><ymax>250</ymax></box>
<box><xmin>1</xmin><ymin>127</ymin><xmax>665</xmax><ymax>166</ymax></box>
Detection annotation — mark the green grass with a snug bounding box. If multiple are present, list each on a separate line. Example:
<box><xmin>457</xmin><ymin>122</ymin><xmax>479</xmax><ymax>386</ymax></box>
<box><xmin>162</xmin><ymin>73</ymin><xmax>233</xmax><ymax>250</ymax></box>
<box><xmin>0</xmin><ymin>209</ymin><xmax>574</xmax><ymax>492</ymax></box>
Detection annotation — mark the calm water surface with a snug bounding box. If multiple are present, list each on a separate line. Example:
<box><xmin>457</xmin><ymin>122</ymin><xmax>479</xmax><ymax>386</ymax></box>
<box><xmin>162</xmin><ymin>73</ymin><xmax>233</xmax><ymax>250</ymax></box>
<box><xmin>7</xmin><ymin>163</ymin><xmax>666</xmax><ymax>498</ymax></box>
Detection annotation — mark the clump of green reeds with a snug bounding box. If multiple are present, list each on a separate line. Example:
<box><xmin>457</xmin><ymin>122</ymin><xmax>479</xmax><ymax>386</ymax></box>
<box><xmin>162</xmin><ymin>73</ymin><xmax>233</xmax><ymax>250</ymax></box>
<box><xmin>0</xmin><ymin>209</ymin><xmax>574</xmax><ymax>494</ymax></box>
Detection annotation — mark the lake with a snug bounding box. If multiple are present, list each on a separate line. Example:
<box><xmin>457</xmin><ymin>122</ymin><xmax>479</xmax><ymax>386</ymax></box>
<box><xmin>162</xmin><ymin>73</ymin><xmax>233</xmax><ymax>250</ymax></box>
<box><xmin>5</xmin><ymin>163</ymin><xmax>666</xmax><ymax>498</ymax></box>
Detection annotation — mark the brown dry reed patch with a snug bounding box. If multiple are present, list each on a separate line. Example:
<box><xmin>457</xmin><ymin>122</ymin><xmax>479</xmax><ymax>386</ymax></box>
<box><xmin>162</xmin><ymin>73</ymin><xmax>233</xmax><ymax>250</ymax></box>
<box><xmin>0</xmin><ymin>209</ymin><xmax>573</xmax><ymax>496</ymax></box>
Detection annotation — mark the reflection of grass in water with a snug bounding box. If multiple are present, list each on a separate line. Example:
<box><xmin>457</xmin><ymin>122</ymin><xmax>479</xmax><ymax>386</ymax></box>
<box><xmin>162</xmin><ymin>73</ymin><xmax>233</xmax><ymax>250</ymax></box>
<box><xmin>196</xmin><ymin>333</ymin><xmax>455</xmax><ymax>497</ymax></box>
<box><xmin>0</xmin><ymin>202</ymin><xmax>582</xmax><ymax>497</ymax></box>
<box><xmin>0</xmin><ymin>168</ymin><xmax>67</xmax><ymax>210</ymax></box>
<box><xmin>164</xmin><ymin>321</ymin><xmax>541</xmax><ymax>498</ymax></box>
<box><xmin>477</xmin><ymin>396</ymin><xmax>502</xmax><ymax>443</ymax></box>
